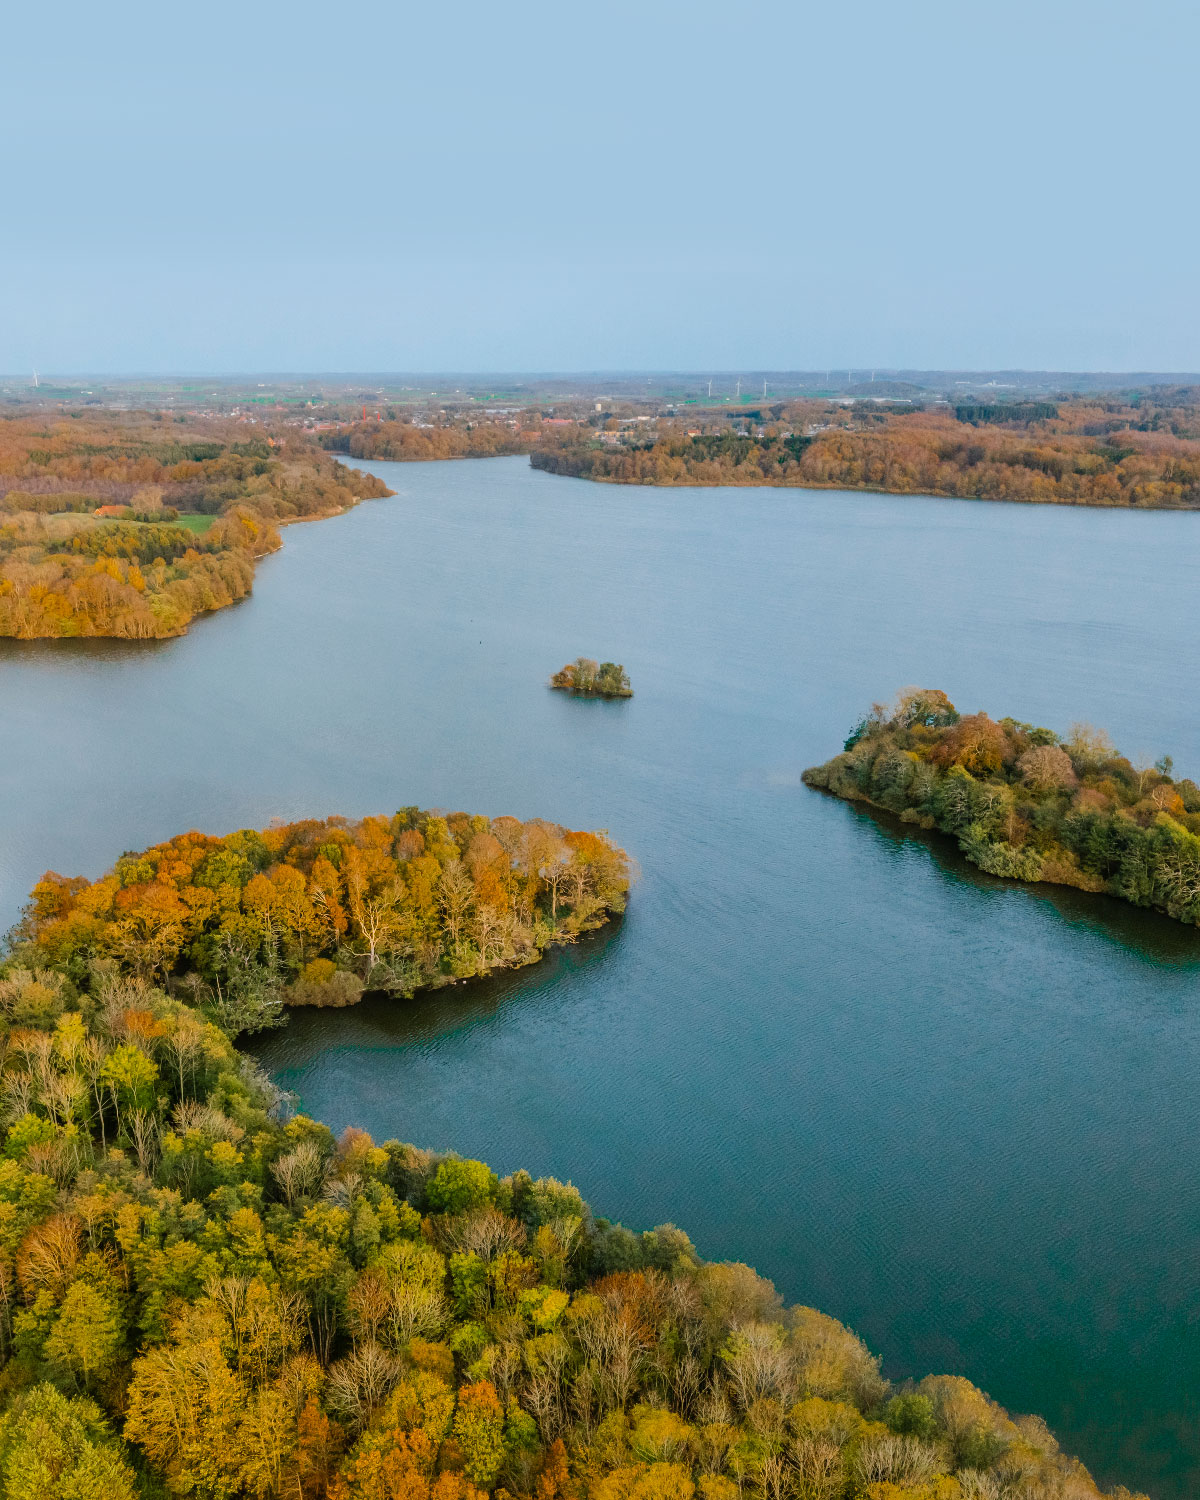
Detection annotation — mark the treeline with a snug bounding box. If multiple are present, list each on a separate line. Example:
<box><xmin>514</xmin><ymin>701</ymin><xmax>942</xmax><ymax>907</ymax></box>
<box><xmin>804</xmin><ymin>688</ymin><xmax>1200</xmax><ymax>921</ymax></box>
<box><xmin>0</xmin><ymin>412</ymin><xmax>391</xmax><ymax>638</ymax></box>
<box><xmin>320</xmin><ymin>418</ymin><xmax>588</xmax><ymax>464</ymax></box>
<box><xmin>17</xmin><ymin>809</ymin><xmax>631</xmax><ymax>1036</ymax></box>
<box><xmin>0</xmin><ymin>906</ymin><xmax>1147</xmax><ymax>1498</ymax></box>
<box><xmin>531</xmin><ymin>432</ymin><xmax>815</xmax><ymax>489</ymax></box>
<box><xmin>0</xmin><ymin>508</ymin><xmax>267</xmax><ymax>640</ymax></box>
<box><xmin>531</xmin><ymin>398</ymin><xmax>1200</xmax><ymax>508</ymax></box>
<box><xmin>0</xmin><ymin>491</ymin><xmax>98</xmax><ymax>516</ymax></box>
<box><xmin>321</xmin><ymin>423</ymin><xmax>537</xmax><ymax>462</ymax></box>
<box><xmin>953</xmin><ymin>404</ymin><xmax>1059</xmax><ymax>426</ymax></box>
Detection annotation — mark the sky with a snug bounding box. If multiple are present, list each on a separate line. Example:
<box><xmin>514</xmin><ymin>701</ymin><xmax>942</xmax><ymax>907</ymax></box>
<box><xmin>4</xmin><ymin>0</ymin><xmax>1198</xmax><ymax>374</ymax></box>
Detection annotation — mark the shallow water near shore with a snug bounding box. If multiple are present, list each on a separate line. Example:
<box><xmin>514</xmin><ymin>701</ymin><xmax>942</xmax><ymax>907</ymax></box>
<box><xmin>4</xmin><ymin>457</ymin><xmax>1200</xmax><ymax>1495</ymax></box>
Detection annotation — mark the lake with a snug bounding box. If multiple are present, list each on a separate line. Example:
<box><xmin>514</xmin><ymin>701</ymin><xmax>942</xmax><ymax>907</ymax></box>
<box><xmin>3</xmin><ymin>456</ymin><xmax>1200</xmax><ymax>1497</ymax></box>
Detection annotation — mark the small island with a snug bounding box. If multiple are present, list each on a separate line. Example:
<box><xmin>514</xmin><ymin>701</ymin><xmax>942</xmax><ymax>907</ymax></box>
<box><xmin>804</xmin><ymin>688</ymin><xmax>1200</xmax><ymax>924</ymax></box>
<box><xmin>550</xmin><ymin>656</ymin><xmax>632</xmax><ymax>697</ymax></box>
<box><xmin>17</xmin><ymin>808</ymin><xmax>630</xmax><ymax>1035</ymax></box>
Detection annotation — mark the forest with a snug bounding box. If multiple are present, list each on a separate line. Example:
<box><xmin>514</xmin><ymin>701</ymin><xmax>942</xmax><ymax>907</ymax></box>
<box><xmin>0</xmin><ymin>413</ymin><xmax>391</xmax><ymax>638</ymax></box>
<box><xmin>15</xmin><ymin>809</ymin><xmax>631</xmax><ymax>1036</ymax></box>
<box><xmin>0</xmin><ymin>872</ymin><xmax>1148</xmax><ymax>1500</ymax></box>
<box><xmin>550</xmin><ymin>661</ymin><xmax>633</xmax><ymax>699</ymax></box>
<box><xmin>320</xmin><ymin>418</ymin><xmax>584</xmax><ymax>464</ymax></box>
<box><xmin>804</xmin><ymin>690</ymin><xmax>1200</xmax><ymax>921</ymax></box>
<box><xmin>530</xmin><ymin>394</ymin><xmax>1200</xmax><ymax>508</ymax></box>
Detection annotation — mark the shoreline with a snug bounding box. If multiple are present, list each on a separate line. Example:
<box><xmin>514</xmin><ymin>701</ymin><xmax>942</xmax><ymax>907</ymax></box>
<box><xmin>528</xmin><ymin>456</ymin><xmax>1200</xmax><ymax>511</ymax></box>
<box><xmin>804</xmin><ymin>777</ymin><xmax>1109</xmax><ymax>898</ymax></box>
<box><xmin>0</xmin><ymin>473</ymin><xmax>391</xmax><ymax>642</ymax></box>
<box><xmin>287</xmin><ymin>910</ymin><xmax>626</xmax><ymax>1010</ymax></box>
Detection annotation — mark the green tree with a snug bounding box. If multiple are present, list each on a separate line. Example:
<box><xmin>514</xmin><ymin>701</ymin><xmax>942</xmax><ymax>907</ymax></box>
<box><xmin>885</xmin><ymin>1392</ymin><xmax>937</xmax><ymax>1439</ymax></box>
<box><xmin>0</xmin><ymin>1383</ymin><xmax>137</xmax><ymax>1500</ymax></box>
<box><xmin>45</xmin><ymin>1280</ymin><xmax>123</xmax><ymax>1388</ymax></box>
<box><xmin>426</xmin><ymin>1159</ymin><xmax>497</xmax><ymax>1216</ymax></box>
<box><xmin>99</xmin><ymin>1044</ymin><xmax>159</xmax><ymax>1136</ymax></box>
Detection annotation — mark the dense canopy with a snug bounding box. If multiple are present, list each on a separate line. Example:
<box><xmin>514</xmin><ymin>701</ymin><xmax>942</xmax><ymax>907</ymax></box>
<box><xmin>0</xmin><ymin>914</ymin><xmax>1147</xmax><ymax>1499</ymax></box>
<box><xmin>16</xmin><ymin>810</ymin><xmax>631</xmax><ymax>1037</ymax></box>
<box><xmin>804</xmin><ymin>690</ymin><xmax>1200</xmax><ymax>922</ymax></box>
<box><xmin>0</xmin><ymin>412</ymin><xmax>390</xmax><ymax>638</ymax></box>
<box><xmin>532</xmin><ymin>393</ymin><xmax>1200</xmax><ymax>508</ymax></box>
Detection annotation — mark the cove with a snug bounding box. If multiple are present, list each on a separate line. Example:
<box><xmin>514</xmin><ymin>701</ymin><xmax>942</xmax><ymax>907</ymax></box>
<box><xmin>3</xmin><ymin>456</ymin><xmax>1200</xmax><ymax>1496</ymax></box>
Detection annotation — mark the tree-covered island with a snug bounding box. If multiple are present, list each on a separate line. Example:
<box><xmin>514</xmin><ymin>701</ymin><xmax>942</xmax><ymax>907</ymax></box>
<box><xmin>804</xmin><ymin>689</ymin><xmax>1200</xmax><ymax>922</ymax></box>
<box><xmin>17</xmin><ymin>809</ymin><xmax>631</xmax><ymax>1035</ymax></box>
<box><xmin>0</xmin><ymin>839</ymin><xmax>1149</xmax><ymax>1498</ymax></box>
<box><xmin>550</xmin><ymin>659</ymin><xmax>633</xmax><ymax>698</ymax></box>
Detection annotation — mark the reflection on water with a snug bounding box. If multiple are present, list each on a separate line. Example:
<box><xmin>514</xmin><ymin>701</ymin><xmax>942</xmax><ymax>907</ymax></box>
<box><xmin>268</xmin><ymin>923</ymin><xmax>626</xmax><ymax>1063</ymax></box>
<box><xmin>0</xmin><ymin>634</ymin><xmax>176</xmax><ymax>663</ymax></box>
<box><xmin>839</xmin><ymin>795</ymin><xmax>1200</xmax><ymax>967</ymax></box>
<box><xmin>5</xmin><ymin>456</ymin><xmax>1200</xmax><ymax>1496</ymax></box>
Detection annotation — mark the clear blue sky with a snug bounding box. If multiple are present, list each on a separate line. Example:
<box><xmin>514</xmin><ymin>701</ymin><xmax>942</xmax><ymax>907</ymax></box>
<box><xmin>5</xmin><ymin>0</ymin><xmax>1197</xmax><ymax>374</ymax></box>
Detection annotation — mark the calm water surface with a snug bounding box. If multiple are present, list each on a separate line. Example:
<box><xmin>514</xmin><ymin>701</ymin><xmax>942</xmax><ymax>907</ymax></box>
<box><xmin>3</xmin><ymin>457</ymin><xmax>1200</xmax><ymax>1496</ymax></box>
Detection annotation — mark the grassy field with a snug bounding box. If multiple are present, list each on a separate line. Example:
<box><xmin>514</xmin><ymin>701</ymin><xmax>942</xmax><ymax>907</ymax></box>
<box><xmin>172</xmin><ymin>512</ymin><xmax>216</xmax><ymax>534</ymax></box>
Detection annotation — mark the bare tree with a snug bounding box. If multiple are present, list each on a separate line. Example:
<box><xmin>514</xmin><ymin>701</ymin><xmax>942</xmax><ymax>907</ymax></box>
<box><xmin>573</xmin><ymin>1299</ymin><xmax>653</xmax><ymax>1413</ymax></box>
<box><xmin>470</xmin><ymin>904</ymin><xmax>508</xmax><ymax>973</ymax></box>
<box><xmin>957</xmin><ymin>1472</ymin><xmax>1007</xmax><ymax>1500</ymax></box>
<box><xmin>434</xmin><ymin>1206</ymin><xmax>527</xmax><ymax>1260</ymax></box>
<box><xmin>127</xmin><ymin>1109</ymin><xmax>161</xmax><ymax>1175</ymax></box>
<box><xmin>382</xmin><ymin>1282</ymin><xmax>446</xmax><ymax>1348</ymax></box>
<box><xmin>853</xmin><ymin>1433</ymin><xmax>940</xmax><ymax>1489</ymax></box>
<box><xmin>759</xmin><ymin>1451</ymin><xmax>789</xmax><ymax>1500</ymax></box>
<box><xmin>721</xmin><ymin>1322</ymin><xmax>798</xmax><ymax>1411</ymax></box>
<box><xmin>271</xmin><ymin>1140</ymin><xmax>329</xmax><ymax>1208</ymax></box>
<box><xmin>161</xmin><ymin>1015</ymin><xmax>208</xmax><ymax>1102</ymax></box>
<box><xmin>789</xmin><ymin>1436</ymin><xmax>845</xmax><ymax>1500</ymax></box>
<box><xmin>539</xmin><ymin>848</ymin><xmax>571</xmax><ymax>923</ymax></box>
<box><xmin>82</xmin><ymin>1037</ymin><xmax>110</xmax><ymax>1148</ymax></box>
<box><xmin>325</xmin><ymin>1341</ymin><xmax>400</xmax><ymax>1431</ymax></box>
<box><xmin>436</xmin><ymin>862</ymin><xmax>475</xmax><ymax>955</ymax></box>
<box><xmin>0</xmin><ymin>1070</ymin><xmax>34</xmax><ymax>1127</ymax></box>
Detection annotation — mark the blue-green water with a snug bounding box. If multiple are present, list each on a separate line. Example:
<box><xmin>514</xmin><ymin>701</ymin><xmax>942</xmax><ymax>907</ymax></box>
<box><xmin>3</xmin><ymin>456</ymin><xmax>1200</xmax><ymax>1496</ymax></box>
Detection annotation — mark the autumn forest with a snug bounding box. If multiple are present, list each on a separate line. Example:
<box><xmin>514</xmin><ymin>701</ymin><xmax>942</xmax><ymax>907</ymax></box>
<box><xmin>805</xmin><ymin>690</ymin><xmax>1200</xmax><ymax>924</ymax></box>
<box><xmin>0</xmin><ymin>384</ymin><xmax>1186</xmax><ymax>1500</ymax></box>
<box><xmin>8</xmin><ymin>389</ymin><xmax>1200</xmax><ymax>647</ymax></box>
<box><xmin>18</xmin><ymin>810</ymin><xmax>631</xmax><ymax>1038</ymax></box>
<box><xmin>0</xmin><ymin>852</ymin><xmax>1146</xmax><ymax>1499</ymax></box>
<box><xmin>0</xmin><ymin>413</ymin><xmax>390</xmax><ymax>639</ymax></box>
<box><xmin>529</xmin><ymin>393</ymin><xmax>1200</xmax><ymax>508</ymax></box>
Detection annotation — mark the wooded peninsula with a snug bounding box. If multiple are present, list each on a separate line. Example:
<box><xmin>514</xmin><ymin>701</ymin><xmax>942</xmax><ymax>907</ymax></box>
<box><xmin>17</xmin><ymin>809</ymin><xmax>631</xmax><ymax>1036</ymax></box>
<box><xmin>0</xmin><ymin>851</ymin><xmax>1147</xmax><ymax>1499</ymax></box>
<box><xmin>804</xmin><ymin>690</ymin><xmax>1200</xmax><ymax>922</ymax></box>
<box><xmin>0</xmin><ymin>412</ymin><xmax>391</xmax><ymax>639</ymax></box>
<box><xmin>529</xmin><ymin>392</ymin><xmax>1200</xmax><ymax>508</ymax></box>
